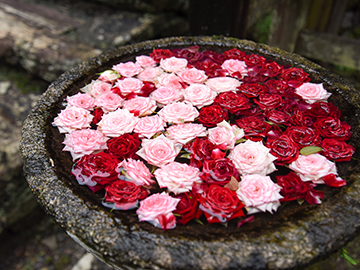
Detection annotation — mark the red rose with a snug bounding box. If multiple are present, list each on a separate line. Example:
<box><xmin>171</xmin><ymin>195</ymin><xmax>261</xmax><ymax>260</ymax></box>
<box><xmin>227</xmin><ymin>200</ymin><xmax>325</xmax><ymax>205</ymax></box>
<box><xmin>237</xmin><ymin>83</ymin><xmax>267</xmax><ymax>98</ymax></box>
<box><xmin>235</xmin><ymin>115</ymin><xmax>272</xmax><ymax>141</ymax></box>
<box><xmin>309</xmin><ymin>101</ymin><xmax>340</xmax><ymax>119</ymax></box>
<box><xmin>254</xmin><ymin>93</ymin><xmax>283</xmax><ymax>110</ymax></box>
<box><xmin>138</xmin><ymin>81</ymin><xmax>156</xmax><ymax>97</ymax></box>
<box><xmin>91</xmin><ymin>108</ymin><xmax>104</xmax><ymax>125</ymax></box>
<box><xmin>201</xmin><ymin>50</ymin><xmax>225</xmax><ymax>64</ymax></box>
<box><xmin>103</xmin><ymin>180</ymin><xmax>149</xmax><ymax>210</ymax></box>
<box><xmin>184</xmin><ymin>137</ymin><xmax>219</xmax><ymax>168</ymax></box>
<box><xmin>150</xmin><ymin>49</ymin><xmax>174</xmax><ymax>63</ymax></box>
<box><xmin>105</xmin><ymin>133</ymin><xmax>141</xmax><ymax>161</ymax></box>
<box><xmin>260</xmin><ymin>60</ymin><xmax>283</xmax><ymax>78</ymax></box>
<box><xmin>320</xmin><ymin>138</ymin><xmax>355</xmax><ymax>162</ymax></box>
<box><xmin>276</xmin><ymin>172</ymin><xmax>324</xmax><ymax>204</ymax></box>
<box><xmin>72</xmin><ymin>152</ymin><xmax>119</xmax><ymax>188</ymax></box>
<box><xmin>265</xmin><ymin>79</ymin><xmax>294</xmax><ymax>95</ymax></box>
<box><xmin>172</xmin><ymin>46</ymin><xmax>203</xmax><ymax>64</ymax></box>
<box><xmin>198</xmin><ymin>185</ymin><xmax>245</xmax><ymax>224</ymax></box>
<box><xmin>174</xmin><ymin>192</ymin><xmax>202</xmax><ymax>225</ymax></box>
<box><xmin>279</xmin><ymin>67</ymin><xmax>310</xmax><ymax>88</ymax></box>
<box><xmin>214</xmin><ymin>91</ymin><xmax>251</xmax><ymax>114</ymax></box>
<box><xmin>313</xmin><ymin>117</ymin><xmax>352</xmax><ymax>141</ymax></box>
<box><xmin>194</xmin><ymin>59</ymin><xmax>227</xmax><ymax>78</ymax></box>
<box><xmin>224</xmin><ymin>48</ymin><xmax>246</xmax><ymax>60</ymax></box>
<box><xmin>284</xmin><ymin>126</ymin><xmax>321</xmax><ymax>149</ymax></box>
<box><xmin>264</xmin><ymin>110</ymin><xmax>290</xmax><ymax>126</ymax></box>
<box><xmin>267</xmin><ymin>135</ymin><xmax>299</xmax><ymax>165</ymax></box>
<box><xmin>200</xmin><ymin>158</ymin><xmax>239</xmax><ymax>186</ymax></box>
<box><xmin>197</xmin><ymin>104</ymin><xmax>228</xmax><ymax>127</ymax></box>
<box><xmin>289</xmin><ymin>110</ymin><xmax>314</xmax><ymax>127</ymax></box>
<box><xmin>244</xmin><ymin>53</ymin><xmax>266</xmax><ymax>67</ymax></box>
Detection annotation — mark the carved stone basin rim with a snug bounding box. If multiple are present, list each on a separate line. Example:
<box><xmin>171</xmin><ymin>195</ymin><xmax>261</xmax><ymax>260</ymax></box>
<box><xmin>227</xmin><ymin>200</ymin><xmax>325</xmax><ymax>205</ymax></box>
<box><xmin>20</xmin><ymin>36</ymin><xmax>360</xmax><ymax>270</ymax></box>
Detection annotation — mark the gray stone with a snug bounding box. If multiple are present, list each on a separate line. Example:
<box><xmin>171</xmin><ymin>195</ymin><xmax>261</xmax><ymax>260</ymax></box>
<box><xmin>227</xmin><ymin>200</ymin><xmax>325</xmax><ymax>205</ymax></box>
<box><xmin>19</xmin><ymin>36</ymin><xmax>360</xmax><ymax>270</ymax></box>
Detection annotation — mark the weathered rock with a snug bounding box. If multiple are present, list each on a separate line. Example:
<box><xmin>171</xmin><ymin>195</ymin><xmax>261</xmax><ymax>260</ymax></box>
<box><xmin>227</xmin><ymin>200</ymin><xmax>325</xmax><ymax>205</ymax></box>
<box><xmin>20</xmin><ymin>36</ymin><xmax>360</xmax><ymax>270</ymax></box>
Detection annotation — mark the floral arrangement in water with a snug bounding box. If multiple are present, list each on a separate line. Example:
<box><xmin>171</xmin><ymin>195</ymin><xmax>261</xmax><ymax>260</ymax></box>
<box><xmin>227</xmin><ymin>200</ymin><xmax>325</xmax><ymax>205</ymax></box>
<box><xmin>53</xmin><ymin>46</ymin><xmax>355</xmax><ymax>230</ymax></box>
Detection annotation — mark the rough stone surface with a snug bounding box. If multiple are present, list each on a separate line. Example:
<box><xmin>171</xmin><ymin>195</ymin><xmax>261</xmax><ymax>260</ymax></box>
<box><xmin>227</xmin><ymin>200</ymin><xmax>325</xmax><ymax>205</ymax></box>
<box><xmin>20</xmin><ymin>36</ymin><xmax>360</xmax><ymax>270</ymax></box>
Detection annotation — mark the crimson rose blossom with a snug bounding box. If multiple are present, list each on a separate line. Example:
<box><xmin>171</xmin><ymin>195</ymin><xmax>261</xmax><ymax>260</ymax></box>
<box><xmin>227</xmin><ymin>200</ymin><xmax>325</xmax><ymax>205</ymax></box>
<box><xmin>279</xmin><ymin>67</ymin><xmax>310</xmax><ymax>87</ymax></box>
<box><xmin>254</xmin><ymin>93</ymin><xmax>283</xmax><ymax>110</ymax></box>
<box><xmin>237</xmin><ymin>83</ymin><xmax>267</xmax><ymax>98</ymax></box>
<box><xmin>313</xmin><ymin>117</ymin><xmax>352</xmax><ymax>141</ymax></box>
<box><xmin>197</xmin><ymin>104</ymin><xmax>228</xmax><ymax>127</ymax></box>
<box><xmin>267</xmin><ymin>135</ymin><xmax>299</xmax><ymax>165</ymax></box>
<box><xmin>105</xmin><ymin>133</ymin><xmax>141</xmax><ymax>161</ymax></box>
<box><xmin>235</xmin><ymin>115</ymin><xmax>272</xmax><ymax>141</ymax></box>
<box><xmin>214</xmin><ymin>91</ymin><xmax>251</xmax><ymax>114</ymax></box>
<box><xmin>320</xmin><ymin>138</ymin><xmax>355</xmax><ymax>162</ymax></box>
<box><xmin>174</xmin><ymin>192</ymin><xmax>202</xmax><ymax>225</ymax></box>
<box><xmin>200</xmin><ymin>158</ymin><xmax>239</xmax><ymax>186</ymax></box>
<box><xmin>284</xmin><ymin>126</ymin><xmax>321</xmax><ymax>149</ymax></box>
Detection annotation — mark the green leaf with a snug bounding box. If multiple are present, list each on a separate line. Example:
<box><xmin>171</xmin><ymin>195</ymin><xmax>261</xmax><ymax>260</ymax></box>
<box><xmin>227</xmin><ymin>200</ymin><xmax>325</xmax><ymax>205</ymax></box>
<box><xmin>180</xmin><ymin>153</ymin><xmax>191</xmax><ymax>159</ymax></box>
<box><xmin>340</xmin><ymin>248</ymin><xmax>357</xmax><ymax>265</ymax></box>
<box><xmin>235</xmin><ymin>138</ymin><xmax>246</xmax><ymax>144</ymax></box>
<box><xmin>300</xmin><ymin>146</ymin><xmax>323</xmax><ymax>156</ymax></box>
<box><xmin>194</xmin><ymin>219</ymin><xmax>204</xmax><ymax>225</ymax></box>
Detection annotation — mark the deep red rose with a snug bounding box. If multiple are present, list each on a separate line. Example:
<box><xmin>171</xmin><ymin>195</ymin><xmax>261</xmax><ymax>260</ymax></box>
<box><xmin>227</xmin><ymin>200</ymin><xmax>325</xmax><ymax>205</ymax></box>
<box><xmin>105</xmin><ymin>133</ymin><xmax>141</xmax><ymax>161</ymax></box>
<box><xmin>279</xmin><ymin>67</ymin><xmax>310</xmax><ymax>88</ymax></box>
<box><xmin>244</xmin><ymin>53</ymin><xmax>266</xmax><ymax>67</ymax></box>
<box><xmin>201</xmin><ymin>50</ymin><xmax>225</xmax><ymax>64</ymax></box>
<box><xmin>174</xmin><ymin>192</ymin><xmax>202</xmax><ymax>225</ymax></box>
<box><xmin>267</xmin><ymin>135</ymin><xmax>299</xmax><ymax>165</ymax></box>
<box><xmin>309</xmin><ymin>101</ymin><xmax>341</xmax><ymax>119</ymax></box>
<box><xmin>265</xmin><ymin>79</ymin><xmax>294</xmax><ymax>95</ymax></box>
<box><xmin>138</xmin><ymin>81</ymin><xmax>156</xmax><ymax>97</ymax></box>
<box><xmin>172</xmin><ymin>46</ymin><xmax>203</xmax><ymax>64</ymax></box>
<box><xmin>241</xmin><ymin>66</ymin><xmax>267</xmax><ymax>83</ymax></box>
<box><xmin>276</xmin><ymin>172</ymin><xmax>324</xmax><ymax>204</ymax></box>
<box><xmin>223</xmin><ymin>48</ymin><xmax>246</xmax><ymax>60</ymax></box>
<box><xmin>197</xmin><ymin>104</ymin><xmax>228</xmax><ymax>127</ymax></box>
<box><xmin>284</xmin><ymin>126</ymin><xmax>321</xmax><ymax>149</ymax></box>
<box><xmin>103</xmin><ymin>180</ymin><xmax>149</xmax><ymax>210</ymax></box>
<box><xmin>72</xmin><ymin>152</ymin><xmax>119</xmax><ymax>188</ymax></box>
<box><xmin>194</xmin><ymin>59</ymin><xmax>226</xmax><ymax>78</ymax></box>
<box><xmin>313</xmin><ymin>117</ymin><xmax>352</xmax><ymax>141</ymax></box>
<box><xmin>289</xmin><ymin>110</ymin><xmax>314</xmax><ymax>127</ymax></box>
<box><xmin>320</xmin><ymin>138</ymin><xmax>355</xmax><ymax>162</ymax></box>
<box><xmin>184</xmin><ymin>137</ymin><xmax>219</xmax><ymax>168</ymax></box>
<box><xmin>198</xmin><ymin>185</ymin><xmax>245</xmax><ymax>224</ymax></box>
<box><xmin>200</xmin><ymin>158</ymin><xmax>239</xmax><ymax>186</ymax></box>
<box><xmin>91</xmin><ymin>108</ymin><xmax>104</xmax><ymax>125</ymax></box>
<box><xmin>264</xmin><ymin>110</ymin><xmax>290</xmax><ymax>126</ymax></box>
<box><xmin>214</xmin><ymin>91</ymin><xmax>251</xmax><ymax>114</ymax></box>
<box><xmin>150</xmin><ymin>49</ymin><xmax>174</xmax><ymax>63</ymax></box>
<box><xmin>237</xmin><ymin>83</ymin><xmax>267</xmax><ymax>98</ymax></box>
<box><xmin>260</xmin><ymin>60</ymin><xmax>283</xmax><ymax>78</ymax></box>
<box><xmin>254</xmin><ymin>93</ymin><xmax>283</xmax><ymax>110</ymax></box>
<box><xmin>235</xmin><ymin>115</ymin><xmax>272</xmax><ymax>141</ymax></box>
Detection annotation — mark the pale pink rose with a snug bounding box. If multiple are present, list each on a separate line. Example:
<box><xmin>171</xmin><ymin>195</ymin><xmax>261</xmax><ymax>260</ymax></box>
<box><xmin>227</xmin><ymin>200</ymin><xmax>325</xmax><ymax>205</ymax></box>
<box><xmin>160</xmin><ymin>56</ymin><xmax>188</xmax><ymax>73</ymax></box>
<box><xmin>228</xmin><ymin>140</ymin><xmax>277</xmax><ymax>175</ymax></box>
<box><xmin>97</xmin><ymin>108</ymin><xmax>138</xmax><ymax>137</ymax></box>
<box><xmin>158</xmin><ymin>102</ymin><xmax>199</xmax><ymax>124</ymax></box>
<box><xmin>295</xmin><ymin>83</ymin><xmax>332</xmax><ymax>104</ymax></box>
<box><xmin>178</xmin><ymin>68</ymin><xmax>208</xmax><ymax>84</ymax></box>
<box><xmin>136</xmin><ymin>192</ymin><xmax>180</xmax><ymax>230</ymax></box>
<box><xmin>205</xmin><ymin>77</ymin><xmax>241</xmax><ymax>93</ymax></box>
<box><xmin>157</xmin><ymin>73</ymin><xmax>184</xmax><ymax>90</ymax></box>
<box><xmin>115</xmin><ymin>78</ymin><xmax>144</xmax><ymax>96</ymax></box>
<box><xmin>221</xmin><ymin>59</ymin><xmax>248</xmax><ymax>78</ymax></box>
<box><xmin>89</xmin><ymin>80</ymin><xmax>113</xmax><ymax>98</ymax></box>
<box><xmin>236</xmin><ymin>174</ymin><xmax>283</xmax><ymax>214</ymax></box>
<box><xmin>289</xmin><ymin>154</ymin><xmax>338</xmax><ymax>184</ymax></box>
<box><xmin>62</xmin><ymin>129</ymin><xmax>108</xmax><ymax>160</ymax></box>
<box><xmin>53</xmin><ymin>107</ymin><xmax>93</xmax><ymax>133</ymax></box>
<box><xmin>136</xmin><ymin>134</ymin><xmax>182</xmax><ymax>166</ymax></box>
<box><xmin>117</xmin><ymin>158</ymin><xmax>155</xmax><ymax>186</ymax></box>
<box><xmin>137</xmin><ymin>67</ymin><xmax>164</xmax><ymax>83</ymax></box>
<box><xmin>112</xmin><ymin>61</ymin><xmax>143</xmax><ymax>77</ymax></box>
<box><xmin>95</xmin><ymin>92</ymin><xmax>124</xmax><ymax>112</ymax></box>
<box><xmin>98</xmin><ymin>70</ymin><xmax>120</xmax><ymax>83</ymax></box>
<box><xmin>123</xmin><ymin>96</ymin><xmax>157</xmax><ymax>117</ymax></box>
<box><xmin>133</xmin><ymin>115</ymin><xmax>166</xmax><ymax>139</ymax></box>
<box><xmin>183</xmin><ymin>83</ymin><xmax>217</xmax><ymax>108</ymax></box>
<box><xmin>135</xmin><ymin>55</ymin><xmax>157</xmax><ymax>68</ymax></box>
<box><xmin>154</xmin><ymin>162</ymin><xmax>201</xmax><ymax>194</ymax></box>
<box><xmin>166</xmin><ymin>123</ymin><xmax>207</xmax><ymax>144</ymax></box>
<box><xmin>66</xmin><ymin>93</ymin><xmax>95</xmax><ymax>110</ymax></box>
<box><xmin>208</xmin><ymin>121</ymin><xmax>244</xmax><ymax>150</ymax></box>
<box><xmin>149</xmin><ymin>86</ymin><xmax>183</xmax><ymax>106</ymax></box>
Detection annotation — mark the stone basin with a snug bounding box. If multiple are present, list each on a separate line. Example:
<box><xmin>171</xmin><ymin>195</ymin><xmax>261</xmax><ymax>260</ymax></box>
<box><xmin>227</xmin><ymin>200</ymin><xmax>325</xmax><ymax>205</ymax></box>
<box><xmin>20</xmin><ymin>36</ymin><xmax>360</xmax><ymax>270</ymax></box>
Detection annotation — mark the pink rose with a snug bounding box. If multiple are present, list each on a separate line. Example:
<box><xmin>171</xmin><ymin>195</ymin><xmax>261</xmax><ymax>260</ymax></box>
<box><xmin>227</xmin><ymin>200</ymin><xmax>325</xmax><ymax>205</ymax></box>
<box><xmin>95</xmin><ymin>92</ymin><xmax>124</xmax><ymax>112</ymax></box>
<box><xmin>178</xmin><ymin>68</ymin><xmax>208</xmax><ymax>84</ymax></box>
<box><xmin>183</xmin><ymin>83</ymin><xmax>217</xmax><ymax>108</ymax></box>
<box><xmin>135</xmin><ymin>55</ymin><xmax>157</xmax><ymax>68</ymax></box>
<box><xmin>228</xmin><ymin>140</ymin><xmax>277</xmax><ymax>175</ymax></box>
<box><xmin>66</xmin><ymin>93</ymin><xmax>95</xmax><ymax>110</ymax></box>
<box><xmin>289</xmin><ymin>154</ymin><xmax>339</xmax><ymax>184</ymax></box>
<box><xmin>136</xmin><ymin>134</ymin><xmax>182</xmax><ymax>166</ymax></box>
<box><xmin>137</xmin><ymin>67</ymin><xmax>164</xmax><ymax>83</ymax></box>
<box><xmin>157</xmin><ymin>73</ymin><xmax>184</xmax><ymax>90</ymax></box>
<box><xmin>154</xmin><ymin>162</ymin><xmax>201</xmax><ymax>194</ymax></box>
<box><xmin>98</xmin><ymin>108</ymin><xmax>138</xmax><ymax>137</ymax></box>
<box><xmin>236</xmin><ymin>174</ymin><xmax>283</xmax><ymax>214</ymax></box>
<box><xmin>150</xmin><ymin>86</ymin><xmax>183</xmax><ymax>106</ymax></box>
<box><xmin>295</xmin><ymin>82</ymin><xmax>332</xmax><ymax>104</ymax></box>
<box><xmin>98</xmin><ymin>70</ymin><xmax>120</xmax><ymax>83</ymax></box>
<box><xmin>112</xmin><ymin>61</ymin><xmax>142</xmax><ymax>77</ymax></box>
<box><xmin>117</xmin><ymin>158</ymin><xmax>155</xmax><ymax>186</ymax></box>
<box><xmin>115</xmin><ymin>78</ymin><xmax>144</xmax><ymax>96</ymax></box>
<box><xmin>62</xmin><ymin>129</ymin><xmax>108</xmax><ymax>160</ymax></box>
<box><xmin>89</xmin><ymin>80</ymin><xmax>113</xmax><ymax>98</ymax></box>
<box><xmin>166</xmin><ymin>123</ymin><xmax>207</xmax><ymax>144</ymax></box>
<box><xmin>205</xmin><ymin>77</ymin><xmax>241</xmax><ymax>93</ymax></box>
<box><xmin>208</xmin><ymin>120</ymin><xmax>244</xmax><ymax>150</ymax></box>
<box><xmin>53</xmin><ymin>107</ymin><xmax>93</xmax><ymax>133</ymax></box>
<box><xmin>123</xmin><ymin>96</ymin><xmax>157</xmax><ymax>117</ymax></box>
<box><xmin>133</xmin><ymin>115</ymin><xmax>166</xmax><ymax>139</ymax></box>
<box><xmin>160</xmin><ymin>56</ymin><xmax>188</xmax><ymax>73</ymax></box>
<box><xmin>221</xmin><ymin>59</ymin><xmax>248</xmax><ymax>78</ymax></box>
<box><xmin>158</xmin><ymin>101</ymin><xmax>199</xmax><ymax>124</ymax></box>
<box><xmin>136</xmin><ymin>192</ymin><xmax>180</xmax><ymax>230</ymax></box>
